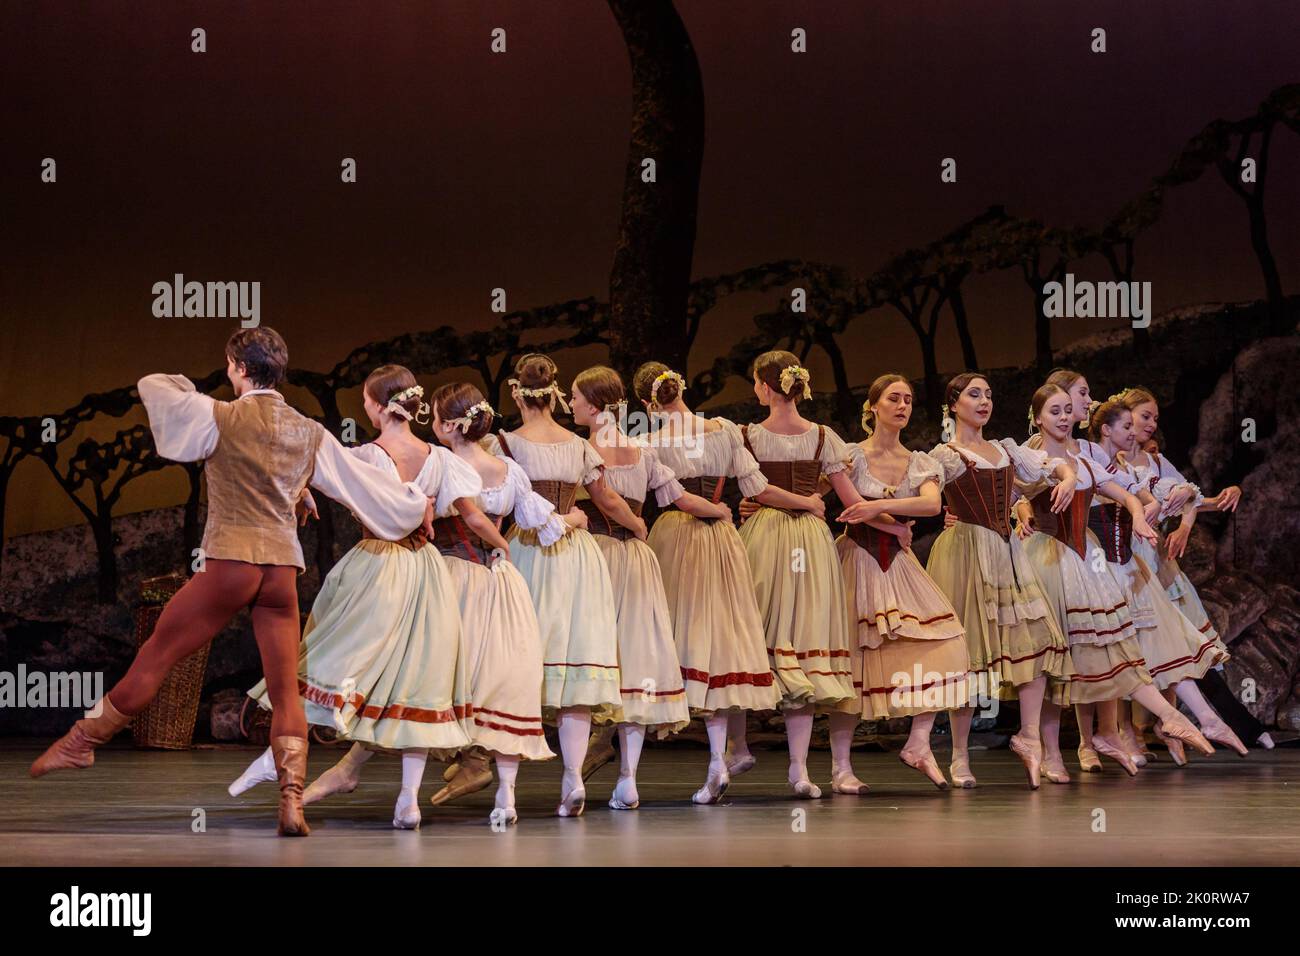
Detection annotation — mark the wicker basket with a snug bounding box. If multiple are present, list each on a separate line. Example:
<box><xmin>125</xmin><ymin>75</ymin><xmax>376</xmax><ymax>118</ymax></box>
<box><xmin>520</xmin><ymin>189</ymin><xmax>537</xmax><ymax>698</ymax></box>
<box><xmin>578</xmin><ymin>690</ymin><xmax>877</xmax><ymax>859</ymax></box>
<box><xmin>131</xmin><ymin>571</ymin><xmax>210</xmax><ymax>750</ymax></box>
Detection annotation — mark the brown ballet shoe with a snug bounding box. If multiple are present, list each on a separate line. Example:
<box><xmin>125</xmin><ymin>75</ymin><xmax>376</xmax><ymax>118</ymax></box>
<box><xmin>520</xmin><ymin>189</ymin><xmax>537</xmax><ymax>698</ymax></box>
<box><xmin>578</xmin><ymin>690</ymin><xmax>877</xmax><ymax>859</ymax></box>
<box><xmin>1198</xmin><ymin>717</ymin><xmax>1249</xmax><ymax>757</ymax></box>
<box><xmin>899</xmin><ymin>748</ymin><xmax>949</xmax><ymax>790</ymax></box>
<box><xmin>1076</xmin><ymin>743</ymin><xmax>1102</xmax><ymax>773</ymax></box>
<box><xmin>580</xmin><ymin>726</ymin><xmax>617</xmax><ymax>781</ymax></box>
<box><xmin>948</xmin><ymin>753</ymin><xmax>977</xmax><ymax>789</ymax></box>
<box><xmin>272</xmin><ymin>736</ymin><xmax>312</xmax><ymax>837</ymax></box>
<box><xmin>1092</xmin><ymin>733</ymin><xmax>1140</xmax><ymax>776</ymax></box>
<box><xmin>1041</xmin><ymin>753</ymin><xmax>1071</xmax><ymax>785</ymax></box>
<box><xmin>1009</xmin><ymin>734</ymin><xmax>1042</xmax><ymax>790</ymax></box>
<box><xmin>1156</xmin><ymin>713</ymin><xmax>1215</xmax><ymax>757</ymax></box>
<box><xmin>30</xmin><ymin>697</ymin><xmax>132</xmax><ymax>778</ymax></box>
<box><xmin>430</xmin><ymin>749</ymin><xmax>493</xmax><ymax>806</ymax></box>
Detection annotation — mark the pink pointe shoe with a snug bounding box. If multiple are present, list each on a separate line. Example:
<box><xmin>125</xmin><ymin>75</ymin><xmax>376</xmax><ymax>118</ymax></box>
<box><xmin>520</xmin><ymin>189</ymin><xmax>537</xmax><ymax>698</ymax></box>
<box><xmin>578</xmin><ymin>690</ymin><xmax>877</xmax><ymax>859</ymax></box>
<box><xmin>1008</xmin><ymin>734</ymin><xmax>1042</xmax><ymax>790</ymax></box>
<box><xmin>1156</xmin><ymin>712</ymin><xmax>1215</xmax><ymax>758</ymax></box>
<box><xmin>1041</xmin><ymin>753</ymin><xmax>1071</xmax><ymax>785</ymax></box>
<box><xmin>1076</xmin><ymin>743</ymin><xmax>1102</xmax><ymax>773</ymax></box>
<box><xmin>1116</xmin><ymin>727</ymin><xmax>1148</xmax><ymax>768</ymax></box>
<box><xmin>1092</xmin><ymin>733</ymin><xmax>1140</xmax><ymax>776</ymax></box>
<box><xmin>831</xmin><ymin>768</ymin><xmax>869</xmax><ymax>795</ymax></box>
<box><xmin>899</xmin><ymin>748</ymin><xmax>950</xmax><ymax>790</ymax></box>
<box><xmin>948</xmin><ymin>753</ymin><xmax>977</xmax><ymax>789</ymax></box>
<box><xmin>1198</xmin><ymin>716</ymin><xmax>1249</xmax><ymax>757</ymax></box>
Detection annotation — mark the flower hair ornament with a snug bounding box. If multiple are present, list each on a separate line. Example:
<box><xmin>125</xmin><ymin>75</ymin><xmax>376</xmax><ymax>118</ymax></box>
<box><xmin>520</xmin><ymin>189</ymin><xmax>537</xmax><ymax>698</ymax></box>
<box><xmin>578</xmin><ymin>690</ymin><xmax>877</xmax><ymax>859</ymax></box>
<box><xmin>386</xmin><ymin>384</ymin><xmax>431</xmax><ymax>425</ymax></box>
<box><xmin>508</xmin><ymin>378</ymin><xmax>571</xmax><ymax>414</ymax></box>
<box><xmin>778</xmin><ymin>365</ymin><xmax>812</xmax><ymax>400</ymax></box>
<box><xmin>650</xmin><ymin>369</ymin><xmax>686</xmax><ymax>408</ymax></box>
<box><xmin>445</xmin><ymin>399</ymin><xmax>495</xmax><ymax>434</ymax></box>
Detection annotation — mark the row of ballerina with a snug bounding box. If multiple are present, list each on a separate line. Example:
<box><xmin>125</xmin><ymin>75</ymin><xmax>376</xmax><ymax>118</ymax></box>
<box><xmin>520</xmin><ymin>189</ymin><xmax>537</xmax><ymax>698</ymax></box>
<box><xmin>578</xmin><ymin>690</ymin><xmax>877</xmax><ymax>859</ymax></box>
<box><xmin>216</xmin><ymin>350</ymin><xmax>1253</xmax><ymax>830</ymax></box>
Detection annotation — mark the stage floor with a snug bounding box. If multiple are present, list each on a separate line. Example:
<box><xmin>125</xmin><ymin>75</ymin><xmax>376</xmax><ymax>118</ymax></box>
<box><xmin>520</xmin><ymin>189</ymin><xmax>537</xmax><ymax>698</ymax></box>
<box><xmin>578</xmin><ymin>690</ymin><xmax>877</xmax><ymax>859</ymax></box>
<box><xmin>3</xmin><ymin>741</ymin><xmax>1298</xmax><ymax>866</ymax></box>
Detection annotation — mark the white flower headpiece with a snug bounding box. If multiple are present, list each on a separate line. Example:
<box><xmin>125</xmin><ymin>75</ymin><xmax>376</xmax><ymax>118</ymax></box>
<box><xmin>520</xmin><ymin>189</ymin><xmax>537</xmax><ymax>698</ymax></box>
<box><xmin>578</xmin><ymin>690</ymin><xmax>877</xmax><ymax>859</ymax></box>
<box><xmin>508</xmin><ymin>378</ymin><xmax>571</xmax><ymax>414</ymax></box>
<box><xmin>650</xmin><ymin>369</ymin><xmax>686</xmax><ymax>408</ymax></box>
<box><xmin>446</xmin><ymin>399</ymin><xmax>495</xmax><ymax>434</ymax></box>
<box><xmin>779</xmin><ymin>365</ymin><xmax>812</xmax><ymax>400</ymax></box>
<box><xmin>386</xmin><ymin>384</ymin><xmax>430</xmax><ymax>425</ymax></box>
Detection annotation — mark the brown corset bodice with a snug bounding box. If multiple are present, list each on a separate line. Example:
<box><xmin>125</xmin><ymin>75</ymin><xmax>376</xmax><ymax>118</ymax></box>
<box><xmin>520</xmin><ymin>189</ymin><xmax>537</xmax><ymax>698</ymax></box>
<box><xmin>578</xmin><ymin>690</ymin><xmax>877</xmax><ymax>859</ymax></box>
<box><xmin>1088</xmin><ymin>502</ymin><xmax>1133</xmax><ymax>565</ymax></box>
<box><xmin>494</xmin><ymin>432</ymin><xmax>579</xmax><ymax>513</ymax></box>
<box><xmin>743</xmin><ymin>424</ymin><xmax>825</xmax><ymax>509</ymax></box>
<box><xmin>360</xmin><ymin>526</ymin><xmax>429</xmax><ymax>552</ymax></box>
<box><xmin>577</xmin><ymin>496</ymin><xmax>644</xmax><ymax>542</ymax></box>
<box><xmin>941</xmin><ymin>445</ymin><xmax>1014</xmax><ymax>540</ymax></box>
<box><xmin>1029</xmin><ymin>455</ymin><xmax>1094</xmax><ymax>560</ymax></box>
<box><xmin>845</xmin><ymin>520</ymin><xmax>902</xmax><ymax>572</ymax></box>
<box><xmin>429</xmin><ymin>514</ymin><xmax>497</xmax><ymax>565</ymax></box>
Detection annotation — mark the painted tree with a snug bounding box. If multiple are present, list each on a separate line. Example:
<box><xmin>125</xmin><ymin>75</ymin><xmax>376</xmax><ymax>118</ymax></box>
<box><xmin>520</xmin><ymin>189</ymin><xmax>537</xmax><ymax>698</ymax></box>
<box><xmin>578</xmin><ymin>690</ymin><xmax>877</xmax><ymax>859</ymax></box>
<box><xmin>605</xmin><ymin>0</ymin><xmax>706</xmax><ymax>378</ymax></box>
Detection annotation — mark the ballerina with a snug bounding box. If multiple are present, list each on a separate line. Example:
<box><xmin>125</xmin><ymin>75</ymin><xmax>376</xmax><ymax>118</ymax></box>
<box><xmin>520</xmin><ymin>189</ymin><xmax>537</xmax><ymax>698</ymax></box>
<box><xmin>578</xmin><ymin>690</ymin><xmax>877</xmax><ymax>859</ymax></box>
<box><xmin>1082</xmin><ymin>398</ymin><xmax>1235</xmax><ymax>765</ymax></box>
<box><xmin>570</xmin><ymin>366</ymin><xmax>692</xmax><ymax>810</ymax></box>
<box><xmin>730</xmin><ymin>351</ymin><xmax>867</xmax><ymax>798</ymax></box>
<box><xmin>1114</xmin><ymin>388</ymin><xmax>1252</xmax><ymax>757</ymax></box>
<box><xmin>486</xmin><ymin>353</ymin><xmax>641</xmax><ymax>817</ymax></box>
<box><xmin>833</xmin><ymin>374</ymin><xmax>971</xmax><ymax>789</ymax></box>
<box><xmin>229</xmin><ymin>364</ymin><xmax>501</xmax><ymax>830</ymax></box>
<box><xmin>1014</xmin><ymin>383</ymin><xmax>1213</xmax><ymax>778</ymax></box>
<box><xmin>32</xmin><ymin>329</ymin><xmax>435</xmax><ymax>839</ymax></box>
<box><xmin>925</xmin><ymin>372</ymin><xmax>1076</xmax><ymax>790</ymax></box>
<box><xmin>631</xmin><ymin>362</ymin><xmax>782</xmax><ymax>804</ymax></box>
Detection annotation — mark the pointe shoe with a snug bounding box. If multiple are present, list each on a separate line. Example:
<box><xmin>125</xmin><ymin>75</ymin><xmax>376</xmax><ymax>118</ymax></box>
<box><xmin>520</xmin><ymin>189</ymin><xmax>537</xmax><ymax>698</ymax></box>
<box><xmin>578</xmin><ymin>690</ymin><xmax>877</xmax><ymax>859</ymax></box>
<box><xmin>691</xmin><ymin>760</ymin><xmax>730</xmax><ymax>805</ymax></box>
<box><xmin>725</xmin><ymin>752</ymin><xmax>756</xmax><ymax>777</ymax></box>
<box><xmin>30</xmin><ymin>697</ymin><xmax>131</xmax><ymax>778</ymax></box>
<box><xmin>1117</xmin><ymin>728</ymin><xmax>1148</xmax><ymax>768</ymax></box>
<box><xmin>581</xmin><ymin>726</ymin><xmax>617</xmax><ymax>781</ymax></box>
<box><xmin>1199</xmin><ymin>717</ymin><xmax>1249</xmax><ymax>757</ymax></box>
<box><xmin>789</xmin><ymin>773</ymin><xmax>823</xmax><ymax>800</ymax></box>
<box><xmin>1156</xmin><ymin>712</ymin><xmax>1215</xmax><ymax>757</ymax></box>
<box><xmin>430</xmin><ymin>749</ymin><xmax>493</xmax><ymax>806</ymax></box>
<box><xmin>442</xmin><ymin>761</ymin><xmax>460</xmax><ymax>783</ymax></box>
<box><xmin>898</xmin><ymin>749</ymin><xmax>949</xmax><ymax>790</ymax></box>
<box><xmin>1133</xmin><ymin>727</ymin><xmax>1159</xmax><ymax>762</ymax></box>
<box><xmin>489</xmin><ymin>806</ymin><xmax>518</xmax><ymax>828</ymax></box>
<box><xmin>608</xmin><ymin>775</ymin><xmax>640</xmax><ymax>811</ymax></box>
<box><xmin>1076</xmin><ymin>743</ymin><xmax>1102</xmax><ymax>773</ymax></box>
<box><xmin>831</xmin><ymin>768</ymin><xmax>869</xmax><ymax>795</ymax></box>
<box><xmin>1258</xmin><ymin>732</ymin><xmax>1275</xmax><ymax>750</ymax></box>
<box><xmin>1008</xmin><ymin>734</ymin><xmax>1042</xmax><ymax>790</ymax></box>
<box><xmin>1041</xmin><ymin>753</ymin><xmax>1071</xmax><ymax>785</ymax></box>
<box><xmin>303</xmin><ymin>754</ymin><xmax>364</xmax><ymax>805</ymax></box>
<box><xmin>393</xmin><ymin>787</ymin><xmax>422</xmax><ymax>830</ymax></box>
<box><xmin>272</xmin><ymin>736</ymin><xmax>311</xmax><ymax>837</ymax></box>
<box><xmin>556</xmin><ymin>776</ymin><xmax>586</xmax><ymax>818</ymax></box>
<box><xmin>948</xmin><ymin>753</ymin><xmax>977</xmax><ymax>789</ymax></box>
<box><xmin>1092</xmin><ymin>734</ymin><xmax>1140</xmax><ymax>776</ymax></box>
<box><xmin>228</xmin><ymin>747</ymin><xmax>277</xmax><ymax>797</ymax></box>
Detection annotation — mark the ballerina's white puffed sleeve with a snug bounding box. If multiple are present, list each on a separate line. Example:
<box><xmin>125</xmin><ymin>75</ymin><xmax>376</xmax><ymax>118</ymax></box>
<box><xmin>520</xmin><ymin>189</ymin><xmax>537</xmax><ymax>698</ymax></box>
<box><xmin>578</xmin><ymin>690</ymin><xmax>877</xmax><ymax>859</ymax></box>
<box><xmin>1149</xmin><ymin>456</ymin><xmax>1204</xmax><ymax>517</ymax></box>
<box><xmin>1002</xmin><ymin>438</ymin><xmax>1063</xmax><ymax>485</ymax></box>
<box><xmin>715</xmin><ymin>418</ymin><xmax>769</xmax><ymax>498</ymax></box>
<box><xmin>310</xmin><ymin>432</ymin><xmax>430</xmax><ymax>540</ymax></box>
<box><xmin>425</xmin><ymin>445</ymin><xmax>484</xmax><ymax>517</ymax></box>
<box><xmin>506</xmin><ymin>458</ymin><xmax>569</xmax><ymax>546</ymax></box>
<box><xmin>579</xmin><ymin>439</ymin><xmax>606</xmax><ymax>487</ymax></box>
<box><xmin>137</xmin><ymin>374</ymin><xmax>219</xmax><ymax>461</ymax></box>
<box><xmin>927</xmin><ymin>443</ymin><xmax>968</xmax><ymax>484</ymax></box>
<box><xmin>819</xmin><ymin>427</ymin><xmax>851</xmax><ymax>475</ymax></box>
<box><xmin>902</xmin><ymin>450</ymin><xmax>945</xmax><ymax>496</ymax></box>
<box><xmin>642</xmin><ymin>443</ymin><xmax>686</xmax><ymax>508</ymax></box>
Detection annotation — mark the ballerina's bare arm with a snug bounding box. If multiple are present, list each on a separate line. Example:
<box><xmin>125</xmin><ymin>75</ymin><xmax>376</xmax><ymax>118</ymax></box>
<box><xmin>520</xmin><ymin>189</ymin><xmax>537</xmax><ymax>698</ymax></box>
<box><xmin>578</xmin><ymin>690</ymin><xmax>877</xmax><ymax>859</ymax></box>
<box><xmin>454</xmin><ymin>497</ymin><xmax>511</xmax><ymax>554</ymax></box>
<box><xmin>585</xmin><ymin>473</ymin><xmax>648</xmax><ymax>538</ymax></box>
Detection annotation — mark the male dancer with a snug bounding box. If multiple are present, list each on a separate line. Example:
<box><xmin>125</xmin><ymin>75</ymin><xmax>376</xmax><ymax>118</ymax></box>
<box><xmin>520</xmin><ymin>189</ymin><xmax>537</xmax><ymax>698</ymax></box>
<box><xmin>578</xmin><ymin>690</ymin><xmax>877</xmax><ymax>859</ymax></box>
<box><xmin>31</xmin><ymin>327</ymin><xmax>435</xmax><ymax>837</ymax></box>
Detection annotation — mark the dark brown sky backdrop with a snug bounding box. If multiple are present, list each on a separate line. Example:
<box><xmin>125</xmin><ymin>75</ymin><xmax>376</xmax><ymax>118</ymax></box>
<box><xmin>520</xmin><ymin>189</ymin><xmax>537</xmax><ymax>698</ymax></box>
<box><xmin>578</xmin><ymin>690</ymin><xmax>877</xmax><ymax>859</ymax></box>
<box><xmin>2</xmin><ymin>0</ymin><xmax>1298</xmax><ymax>536</ymax></box>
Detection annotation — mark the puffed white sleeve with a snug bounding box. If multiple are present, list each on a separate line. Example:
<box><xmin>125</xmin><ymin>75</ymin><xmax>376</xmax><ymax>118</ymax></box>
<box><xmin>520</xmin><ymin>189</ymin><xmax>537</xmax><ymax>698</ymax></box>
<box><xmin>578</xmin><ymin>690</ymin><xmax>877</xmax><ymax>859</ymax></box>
<box><xmin>819</xmin><ymin>427</ymin><xmax>851</xmax><ymax>475</ymax></box>
<box><xmin>1150</xmin><ymin>457</ymin><xmax>1204</xmax><ymax>513</ymax></box>
<box><xmin>579</xmin><ymin>440</ymin><xmax>606</xmax><ymax>487</ymax></box>
<box><xmin>906</xmin><ymin>450</ymin><xmax>945</xmax><ymax>492</ymax></box>
<box><xmin>642</xmin><ymin>444</ymin><xmax>685</xmax><ymax>508</ymax></box>
<box><xmin>311</xmin><ymin>429</ymin><xmax>428</xmax><ymax>539</ymax></box>
<box><xmin>137</xmin><ymin>374</ymin><xmax>219</xmax><ymax>462</ymax></box>
<box><xmin>432</xmin><ymin>446</ymin><xmax>484</xmax><ymax>517</ymax></box>
<box><xmin>1003</xmin><ymin>438</ymin><xmax>1062</xmax><ymax>484</ymax></box>
<box><xmin>716</xmin><ymin>418</ymin><xmax>768</xmax><ymax>498</ymax></box>
<box><xmin>927</xmin><ymin>443</ymin><xmax>967</xmax><ymax>483</ymax></box>
<box><xmin>509</xmin><ymin>461</ymin><xmax>568</xmax><ymax>546</ymax></box>
<box><xmin>482</xmin><ymin>434</ymin><xmax>504</xmax><ymax>458</ymax></box>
